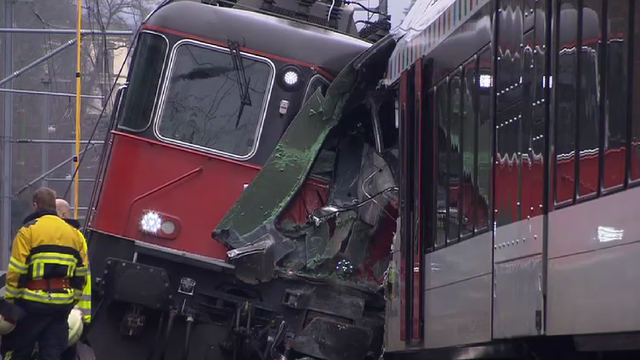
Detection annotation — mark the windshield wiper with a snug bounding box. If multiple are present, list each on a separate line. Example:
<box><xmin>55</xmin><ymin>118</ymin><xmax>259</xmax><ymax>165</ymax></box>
<box><xmin>228</xmin><ymin>39</ymin><xmax>252</xmax><ymax>128</ymax></box>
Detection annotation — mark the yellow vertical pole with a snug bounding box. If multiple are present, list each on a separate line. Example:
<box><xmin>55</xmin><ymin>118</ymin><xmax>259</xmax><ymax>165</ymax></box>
<box><xmin>74</xmin><ymin>0</ymin><xmax>82</xmax><ymax>219</ymax></box>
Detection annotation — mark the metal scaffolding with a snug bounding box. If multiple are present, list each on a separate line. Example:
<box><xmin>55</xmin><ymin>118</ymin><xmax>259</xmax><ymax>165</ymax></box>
<box><xmin>2</xmin><ymin>0</ymin><xmax>14</xmax><ymax>269</ymax></box>
<box><xmin>0</xmin><ymin>0</ymin><xmax>134</xmax><ymax>268</ymax></box>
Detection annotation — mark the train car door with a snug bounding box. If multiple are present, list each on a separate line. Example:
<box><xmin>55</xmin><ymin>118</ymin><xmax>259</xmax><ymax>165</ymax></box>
<box><xmin>399</xmin><ymin>57</ymin><xmax>432</xmax><ymax>345</ymax></box>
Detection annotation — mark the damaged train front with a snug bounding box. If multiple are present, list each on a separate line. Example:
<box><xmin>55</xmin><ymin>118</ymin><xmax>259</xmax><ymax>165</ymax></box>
<box><xmin>210</xmin><ymin>36</ymin><xmax>400</xmax><ymax>360</ymax></box>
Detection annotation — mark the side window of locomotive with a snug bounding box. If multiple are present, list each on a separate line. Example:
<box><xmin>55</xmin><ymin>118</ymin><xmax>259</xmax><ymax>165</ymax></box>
<box><xmin>156</xmin><ymin>41</ymin><xmax>274</xmax><ymax>159</ymax></box>
<box><xmin>304</xmin><ymin>75</ymin><xmax>330</xmax><ymax>102</ymax></box>
<box><xmin>118</xmin><ymin>32</ymin><xmax>168</xmax><ymax>132</ymax></box>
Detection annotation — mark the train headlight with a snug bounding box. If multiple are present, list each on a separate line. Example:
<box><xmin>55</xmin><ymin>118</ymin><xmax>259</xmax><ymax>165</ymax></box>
<box><xmin>283</xmin><ymin>71</ymin><xmax>299</xmax><ymax>86</ymax></box>
<box><xmin>140</xmin><ymin>211</ymin><xmax>162</xmax><ymax>234</ymax></box>
<box><xmin>161</xmin><ymin>220</ymin><xmax>176</xmax><ymax>235</ymax></box>
<box><xmin>279</xmin><ymin>65</ymin><xmax>303</xmax><ymax>91</ymax></box>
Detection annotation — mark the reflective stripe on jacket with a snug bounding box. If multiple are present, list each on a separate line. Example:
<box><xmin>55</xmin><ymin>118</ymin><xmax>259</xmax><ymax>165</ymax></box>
<box><xmin>75</xmin><ymin>229</ymin><xmax>91</xmax><ymax>324</ymax></box>
<box><xmin>61</xmin><ymin>217</ymin><xmax>92</xmax><ymax>323</ymax></box>
<box><xmin>6</xmin><ymin>210</ymin><xmax>89</xmax><ymax>308</ymax></box>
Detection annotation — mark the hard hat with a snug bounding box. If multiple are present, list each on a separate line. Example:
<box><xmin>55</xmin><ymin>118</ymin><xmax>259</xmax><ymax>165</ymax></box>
<box><xmin>0</xmin><ymin>314</ymin><xmax>15</xmax><ymax>335</ymax></box>
<box><xmin>67</xmin><ymin>308</ymin><xmax>84</xmax><ymax>347</ymax></box>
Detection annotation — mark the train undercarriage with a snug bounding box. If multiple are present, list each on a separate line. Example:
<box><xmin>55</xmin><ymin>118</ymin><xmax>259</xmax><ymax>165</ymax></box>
<box><xmin>85</xmin><ymin>240</ymin><xmax>387</xmax><ymax>360</ymax></box>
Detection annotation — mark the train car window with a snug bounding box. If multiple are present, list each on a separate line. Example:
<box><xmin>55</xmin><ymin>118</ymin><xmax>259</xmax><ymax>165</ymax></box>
<box><xmin>495</xmin><ymin>104</ymin><xmax>522</xmax><ymax>226</ymax></box>
<box><xmin>554</xmin><ymin>0</ymin><xmax>578</xmax><ymax>205</ymax></box>
<box><xmin>118</xmin><ymin>32</ymin><xmax>168</xmax><ymax>132</ymax></box>
<box><xmin>304</xmin><ymin>75</ymin><xmax>330</xmax><ymax>102</ymax></box>
<box><xmin>424</xmin><ymin>88</ymin><xmax>436</xmax><ymax>252</ymax></box>
<box><xmin>524</xmin><ymin>0</ymin><xmax>536</xmax><ymax>32</ymax></box>
<box><xmin>156</xmin><ymin>41</ymin><xmax>274</xmax><ymax>159</ymax></box>
<box><xmin>460</xmin><ymin>59</ymin><xmax>476</xmax><ymax>238</ymax></box>
<box><xmin>496</xmin><ymin>0</ymin><xmax>524</xmax><ymax>112</ymax></box>
<box><xmin>435</xmin><ymin>81</ymin><xmax>448</xmax><ymax>248</ymax></box>
<box><xmin>577</xmin><ymin>0</ymin><xmax>603</xmax><ymax>198</ymax></box>
<box><xmin>477</xmin><ymin>48</ymin><xmax>492</xmax><ymax>232</ymax></box>
<box><xmin>447</xmin><ymin>71</ymin><xmax>462</xmax><ymax>243</ymax></box>
<box><xmin>531</xmin><ymin>0</ymin><xmax>547</xmax><ymax>217</ymax></box>
<box><xmin>534</xmin><ymin>0</ymin><xmax>548</xmax><ymax>107</ymax></box>
<box><xmin>521</xmin><ymin>29</ymin><xmax>543</xmax><ymax>219</ymax></box>
<box><xmin>603</xmin><ymin>0</ymin><xmax>629</xmax><ymax>189</ymax></box>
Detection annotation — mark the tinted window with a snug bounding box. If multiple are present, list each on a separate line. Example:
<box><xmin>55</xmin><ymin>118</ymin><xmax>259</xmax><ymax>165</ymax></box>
<box><xmin>118</xmin><ymin>32</ymin><xmax>168</xmax><ymax>131</ymax></box>
<box><xmin>460</xmin><ymin>60</ymin><xmax>476</xmax><ymax>238</ymax></box>
<box><xmin>157</xmin><ymin>42</ymin><xmax>273</xmax><ymax>158</ymax></box>
<box><xmin>476</xmin><ymin>49</ymin><xmax>492</xmax><ymax>231</ymax></box>
<box><xmin>577</xmin><ymin>0</ymin><xmax>602</xmax><ymax>198</ymax></box>
<box><xmin>435</xmin><ymin>82</ymin><xmax>448</xmax><ymax>248</ymax></box>
<box><xmin>555</xmin><ymin>0</ymin><xmax>578</xmax><ymax>204</ymax></box>
<box><xmin>604</xmin><ymin>0</ymin><xmax>628</xmax><ymax>188</ymax></box>
<box><xmin>448</xmin><ymin>71</ymin><xmax>462</xmax><ymax>243</ymax></box>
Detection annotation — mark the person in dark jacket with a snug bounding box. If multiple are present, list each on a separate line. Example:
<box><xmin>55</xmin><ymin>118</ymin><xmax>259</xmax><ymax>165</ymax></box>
<box><xmin>0</xmin><ymin>188</ymin><xmax>89</xmax><ymax>360</ymax></box>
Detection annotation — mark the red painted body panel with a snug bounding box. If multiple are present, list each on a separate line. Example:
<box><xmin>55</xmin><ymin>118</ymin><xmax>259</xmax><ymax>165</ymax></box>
<box><xmin>399</xmin><ymin>71</ymin><xmax>408</xmax><ymax>343</ymax></box>
<box><xmin>91</xmin><ymin>132</ymin><xmax>328</xmax><ymax>260</ymax></box>
<box><xmin>412</xmin><ymin>59</ymin><xmax>423</xmax><ymax>342</ymax></box>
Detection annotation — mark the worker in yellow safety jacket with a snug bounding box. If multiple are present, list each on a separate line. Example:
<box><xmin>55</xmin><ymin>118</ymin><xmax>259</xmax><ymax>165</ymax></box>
<box><xmin>55</xmin><ymin>198</ymin><xmax>91</xmax><ymax>360</ymax></box>
<box><xmin>0</xmin><ymin>187</ymin><xmax>89</xmax><ymax>360</ymax></box>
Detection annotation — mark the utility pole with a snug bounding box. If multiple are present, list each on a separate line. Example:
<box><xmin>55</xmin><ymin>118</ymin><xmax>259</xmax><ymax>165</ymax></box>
<box><xmin>2</xmin><ymin>0</ymin><xmax>15</xmax><ymax>269</ymax></box>
<box><xmin>41</xmin><ymin>78</ymin><xmax>52</xmax><ymax>188</ymax></box>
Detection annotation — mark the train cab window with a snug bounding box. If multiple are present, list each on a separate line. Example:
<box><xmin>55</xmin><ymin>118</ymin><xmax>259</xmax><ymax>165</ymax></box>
<box><xmin>304</xmin><ymin>75</ymin><xmax>330</xmax><ymax>102</ymax></box>
<box><xmin>118</xmin><ymin>32</ymin><xmax>168</xmax><ymax>132</ymax></box>
<box><xmin>156</xmin><ymin>40</ymin><xmax>274</xmax><ymax>159</ymax></box>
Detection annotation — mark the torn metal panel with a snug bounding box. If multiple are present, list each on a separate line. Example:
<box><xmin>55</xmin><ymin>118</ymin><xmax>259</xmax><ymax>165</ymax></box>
<box><xmin>215</xmin><ymin>89</ymin><xmax>332</xmax><ymax>238</ymax></box>
<box><xmin>329</xmin><ymin>137</ymin><xmax>364</xmax><ymax>207</ymax></box>
<box><xmin>212</xmin><ymin>33</ymin><xmax>399</xmax><ymax>293</ymax></box>
<box><xmin>357</xmin><ymin>144</ymin><xmax>398</xmax><ymax>227</ymax></box>
<box><xmin>277</xmin><ymin>184</ymin><xmax>328</xmax><ymax>230</ymax></box>
<box><xmin>324</xmin><ymin>210</ymin><xmax>356</xmax><ymax>259</ymax></box>
<box><xmin>306</xmin><ymin>222</ymin><xmax>331</xmax><ymax>269</ymax></box>
<box><xmin>214</xmin><ymin>32</ymin><xmax>395</xmax><ymax>244</ymax></box>
<box><xmin>344</xmin><ymin>219</ymin><xmax>373</xmax><ymax>268</ymax></box>
<box><xmin>220</xmin><ymin>222</ymin><xmax>296</xmax><ymax>284</ymax></box>
<box><xmin>382</xmin><ymin>149</ymin><xmax>400</xmax><ymax>183</ymax></box>
<box><xmin>291</xmin><ymin>317</ymin><xmax>372</xmax><ymax>360</ymax></box>
<box><xmin>282</xmin><ymin>286</ymin><xmax>365</xmax><ymax>320</ymax></box>
<box><xmin>283</xmin><ymin>238</ymin><xmax>307</xmax><ymax>273</ymax></box>
<box><xmin>310</xmin><ymin>149</ymin><xmax>336</xmax><ymax>178</ymax></box>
